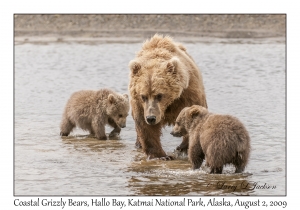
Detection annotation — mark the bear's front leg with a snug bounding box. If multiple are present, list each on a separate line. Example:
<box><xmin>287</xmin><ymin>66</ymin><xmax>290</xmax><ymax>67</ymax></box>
<box><xmin>135</xmin><ymin>134</ymin><xmax>142</xmax><ymax>149</ymax></box>
<box><xmin>176</xmin><ymin>134</ymin><xmax>189</xmax><ymax>153</ymax></box>
<box><xmin>92</xmin><ymin>118</ymin><xmax>107</xmax><ymax>140</ymax></box>
<box><xmin>108</xmin><ymin>118</ymin><xmax>121</xmax><ymax>137</ymax></box>
<box><xmin>131</xmin><ymin>110</ymin><xmax>142</xmax><ymax>148</ymax></box>
<box><xmin>135</xmin><ymin>117</ymin><xmax>173</xmax><ymax>160</ymax></box>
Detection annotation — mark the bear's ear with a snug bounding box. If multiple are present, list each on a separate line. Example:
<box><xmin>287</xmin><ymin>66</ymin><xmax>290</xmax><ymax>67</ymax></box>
<box><xmin>129</xmin><ymin>60</ymin><xmax>141</xmax><ymax>75</ymax></box>
<box><xmin>189</xmin><ymin>107</ymin><xmax>200</xmax><ymax>119</ymax></box>
<box><xmin>166</xmin><ymin>57</ymin><xmax>179</xmax><ymax>74</ymax></box>
<box><xmin>108</xmin><ymin>94</ymin><xmax>116</xmax><ymax>105</ymax></box>
<box><xmin>123</xmin><ymin>93</ymin><xmax>129</xmax><ymax>100</ymax></box>
<box><xmin>189</xmin><ymin>105</ymin><xmax>208</xmax><ymax>119</ymax></box>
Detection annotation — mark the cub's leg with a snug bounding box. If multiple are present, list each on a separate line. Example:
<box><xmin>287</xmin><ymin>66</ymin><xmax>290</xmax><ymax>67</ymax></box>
<box><xmin>92</xmin><ymin>118</ymin><xmax>107</xmax><ymax>140</ymax></box>
<box><xmin>108</xmin><ymin>118</ymin><xmax>121</xmax><ymax>137</ymax></box>
<box><xmin>188</xmin><ymin>136</ymin><xmax>205</xmax><ymax>170</ymax></box>
<box><xmin>206</xmin><ymin>145</ymin><xmax>224</xmax><ymax>174</ymax></box>
<box><xmin>88</xmin><ymin>126</ymin><xmax>95</xmax><ymax>136</ymax></box>
<box><xmin>234</xmin><ymin>151</ymin><xmax>247</xmax><ymax>173</ymax></box>
<box><xmin>176</xmin><ymin>134</ymin><xmax>189</xmax><ymax>153</ymax></box>
<box><xmin>210</xmin><ymin>166</ymin><xmax>223</xmax><ymax>174</ymax></box>
<box><xmin>60</xmin><ymin>117</ymin><xmax>75</xmax><ymax>136</ymax></box>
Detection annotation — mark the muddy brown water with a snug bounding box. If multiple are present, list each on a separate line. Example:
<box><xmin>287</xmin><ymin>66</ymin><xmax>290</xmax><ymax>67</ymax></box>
<box><xmin>14</xmin><ymin>38</ymin><xmax>285</xmax><ymax>196</ymax></box>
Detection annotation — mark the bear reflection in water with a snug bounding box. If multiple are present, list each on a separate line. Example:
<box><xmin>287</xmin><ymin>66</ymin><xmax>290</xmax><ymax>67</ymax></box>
<box><xmin>60</xmin><ymin>89</ymin><xmax>129</xmax><ymax>140</ymax></box>
<box><xmin>171</xmin><ymin>105</ymin><xmax>250</xmax><ymax>174</ymax></box>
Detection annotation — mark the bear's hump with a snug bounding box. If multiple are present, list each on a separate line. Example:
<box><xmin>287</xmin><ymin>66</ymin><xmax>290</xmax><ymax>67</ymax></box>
<box><xmin>136</xmin><ymin>34</ymin><xmax>180</xmax><ymax>59</ymax></box>
<box><xmin>142</xmin><ymin>34</ymin><xmax>176</xmax><ymax>52</ymax></box>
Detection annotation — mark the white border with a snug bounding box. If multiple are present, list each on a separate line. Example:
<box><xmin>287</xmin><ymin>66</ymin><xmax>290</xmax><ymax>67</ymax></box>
<box><xmin>2</xmin><ymin>0</ymin><xmax>297</xmax><ymax>208</ymax></box>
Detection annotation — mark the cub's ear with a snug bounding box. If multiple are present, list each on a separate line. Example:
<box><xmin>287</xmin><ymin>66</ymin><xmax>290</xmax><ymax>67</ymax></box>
<box><xmin>108</xmin><ymin>94</ymin><xmax>116</xmax><ymax>104</ymax></box>
<box><xmin>129</xmin><ymin>60</ymin><xmax>141</xmax><ymax>75</ymax></box>
<box><xmin>189</xmin><ymin>107</ymin><xmax>200</xmax><ymax>119</ymax></box>
<box><xmin>189</xmin><ymin>105</ymin><xmax>208</xmax><ymax>119</ymax></box>
<box><xmin>166</xmin><ymin>57</ymin><xmax>179</xmax><ymax>74</ymax></box>
<box><xmin>123</xmin><ymin>93</ymin><xmax>129</xmax><ymax>100</ymax></box>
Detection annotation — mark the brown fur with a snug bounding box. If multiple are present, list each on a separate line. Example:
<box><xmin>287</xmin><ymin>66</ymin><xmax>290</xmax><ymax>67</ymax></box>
<box><xmin>128</xmin><ymin>34</ymin><xmax>207</xmax><ymax>159</ymax></box>
<box><xmin>60</xmin><ymin>89</ymin><xmax>129</xmax><ymax>140</ymax></box>
<box><xmin>171</xmin><ymin>105</ymin><xmax>250</xmax><ymax>174</ymax></box>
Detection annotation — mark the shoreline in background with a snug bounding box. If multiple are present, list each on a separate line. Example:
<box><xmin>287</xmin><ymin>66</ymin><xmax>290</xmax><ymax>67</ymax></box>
<box><xmin>14</xmin><ymin>14</ymin><xmax>286</xmax><ymax>44</ymax></box>
<box><xmin>14</xmin><ymin>36</ymin><xmax>285</xmax><ymax>45</ymax></box>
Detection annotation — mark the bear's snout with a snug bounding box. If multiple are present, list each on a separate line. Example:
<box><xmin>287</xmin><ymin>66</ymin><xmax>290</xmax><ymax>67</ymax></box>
<box><xmin>146</xmin><ymin>116</ymin><xmax>156</xmax><ymax>125</ymax></box>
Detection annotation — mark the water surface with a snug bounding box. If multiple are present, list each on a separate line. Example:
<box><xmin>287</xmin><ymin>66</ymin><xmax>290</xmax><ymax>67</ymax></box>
<box><xmin>15</xmin><ymin>39</ymin><xmax>285</xmax><ymax>195</ymax></box>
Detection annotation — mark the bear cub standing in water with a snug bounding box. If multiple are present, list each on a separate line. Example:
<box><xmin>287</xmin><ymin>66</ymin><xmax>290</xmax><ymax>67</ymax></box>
<box><xmin>60</xmin><ymin>89</ymin><xmax>129</xmax><ymax>140</ymax></box>
<box><xmin>171</xmin><ymin>105</ymin><xmax>250</xmax><ymax>174</ymax></box>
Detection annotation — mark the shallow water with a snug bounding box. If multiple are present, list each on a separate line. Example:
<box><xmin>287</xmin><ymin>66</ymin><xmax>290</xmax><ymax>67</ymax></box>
<box><xmin>14</xmin><ymin>39</ymin><xmax>285</xmax><ymax>196</ymax></box>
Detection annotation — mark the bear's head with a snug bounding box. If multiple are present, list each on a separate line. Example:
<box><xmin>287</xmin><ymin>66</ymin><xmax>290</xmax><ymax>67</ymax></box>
<box><xmin>170</xmin><ymin>105</ymin><xmax>209</xmax><ymax>137</ymax></box>
<box><xmin>129</xmin><ymin>56</ymin><xmax>189</xmax><ymax>125</ymax></box>
<box><xmin>106</xmin><ymin>93</ymin><xmax>130</xmax><ymax>128</ymax></box>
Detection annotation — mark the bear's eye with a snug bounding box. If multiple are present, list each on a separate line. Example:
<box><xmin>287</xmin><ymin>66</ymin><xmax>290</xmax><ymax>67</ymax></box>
<box><xmin>176</xmin><ymin>121</ymin><xmax>180</xmax><ymax>126</ymax></box>
<box><xmin>141</xmin><ymin>95</ymin><xmax>148</xmax><ymax>102</ymax></box>
<box><xmin>119</xmin><ymin>114</ymin><xmax>123</xmax><ymax>118</ymax></box>
<box><xmin>155</xmin><ymin>93</ymin><xmax>163</xmax><ymax>101</ymax></box>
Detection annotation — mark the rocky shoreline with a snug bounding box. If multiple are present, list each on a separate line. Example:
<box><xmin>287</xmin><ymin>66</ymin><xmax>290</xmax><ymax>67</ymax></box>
<box><xmin>14</xmin><ymin>14</ymin><xmax>286</xmax><ymax>43</ymax></box>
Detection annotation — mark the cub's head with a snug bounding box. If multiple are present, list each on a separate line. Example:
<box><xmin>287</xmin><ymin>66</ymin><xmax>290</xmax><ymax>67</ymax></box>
<box><xmin>106</xmin><ymin>93</ymin><xmax>130</xmax><ymax>128</ymax></box>
<box><xmin>129</xmin><ymin>57</ymin><xmax>189</xmax><ymax>125</ymax></box>
<box><xmin>170</xmin><ymin>105</ymin><xmax>209</xmax><ymax>137</ymax></box>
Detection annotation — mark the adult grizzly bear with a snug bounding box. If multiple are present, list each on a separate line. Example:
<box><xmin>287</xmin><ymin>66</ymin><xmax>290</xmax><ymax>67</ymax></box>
<box><xmin>129</xmin><ymin>34</ymin><xmax>207</xmax><ymax>160</ymax></box>
<box><xmin>171</xmin><ymin>105</ymin><xmax>250</xmax><ymax>173</ymax></box>
<box><xmin>60</xmin><ymin>89</ymin><xmax>129</xmax><ymax>140</ymax></box>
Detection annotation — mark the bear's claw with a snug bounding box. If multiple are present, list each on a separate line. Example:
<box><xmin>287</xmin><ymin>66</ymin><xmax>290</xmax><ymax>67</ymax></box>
<box><xmin>176</xmin><ymin>145</ymin><xmax>188</xmax><ymax>153</ymax></box>
<box><xmin>97</xmin><ymin>135</ymin><xmax>107</xmax><ymax>140</ymax></box>
<box><xmin>109</xmin><ymin>132</ymin><xmax>120</xmax><ymax>137</ymax></box>
<box><xmin>60</xmin><ymin>132</ymin><xmax>69</xmax><ymax>136</ymax></box>
<box><xmin>159</xmin><ymin>155</ymin><xmax>174</xmax><ymax>161</ymax></box>
<box><xmin>135</xmin><ymin>141</ymin><xmax>142</xmax><ymax>149</ymax></box>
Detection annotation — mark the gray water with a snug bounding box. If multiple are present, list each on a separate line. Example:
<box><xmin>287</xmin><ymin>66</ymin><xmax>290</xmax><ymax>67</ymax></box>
<box><xmin>14</xmin><ymin>39</ymin><xmax>285</xmax><ymax>196</ymax></box>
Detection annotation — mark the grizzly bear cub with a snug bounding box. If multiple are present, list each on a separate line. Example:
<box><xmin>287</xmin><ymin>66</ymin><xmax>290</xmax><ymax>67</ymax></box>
<box><xmin>60</xmin><ymin>89</ymin><xmax>130</xmax><ymax>140</ymax></box>
<box><xmin>171</xmin><ymin>105</ymin><xmax>250</xmax><ymax>174</ymax></box>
